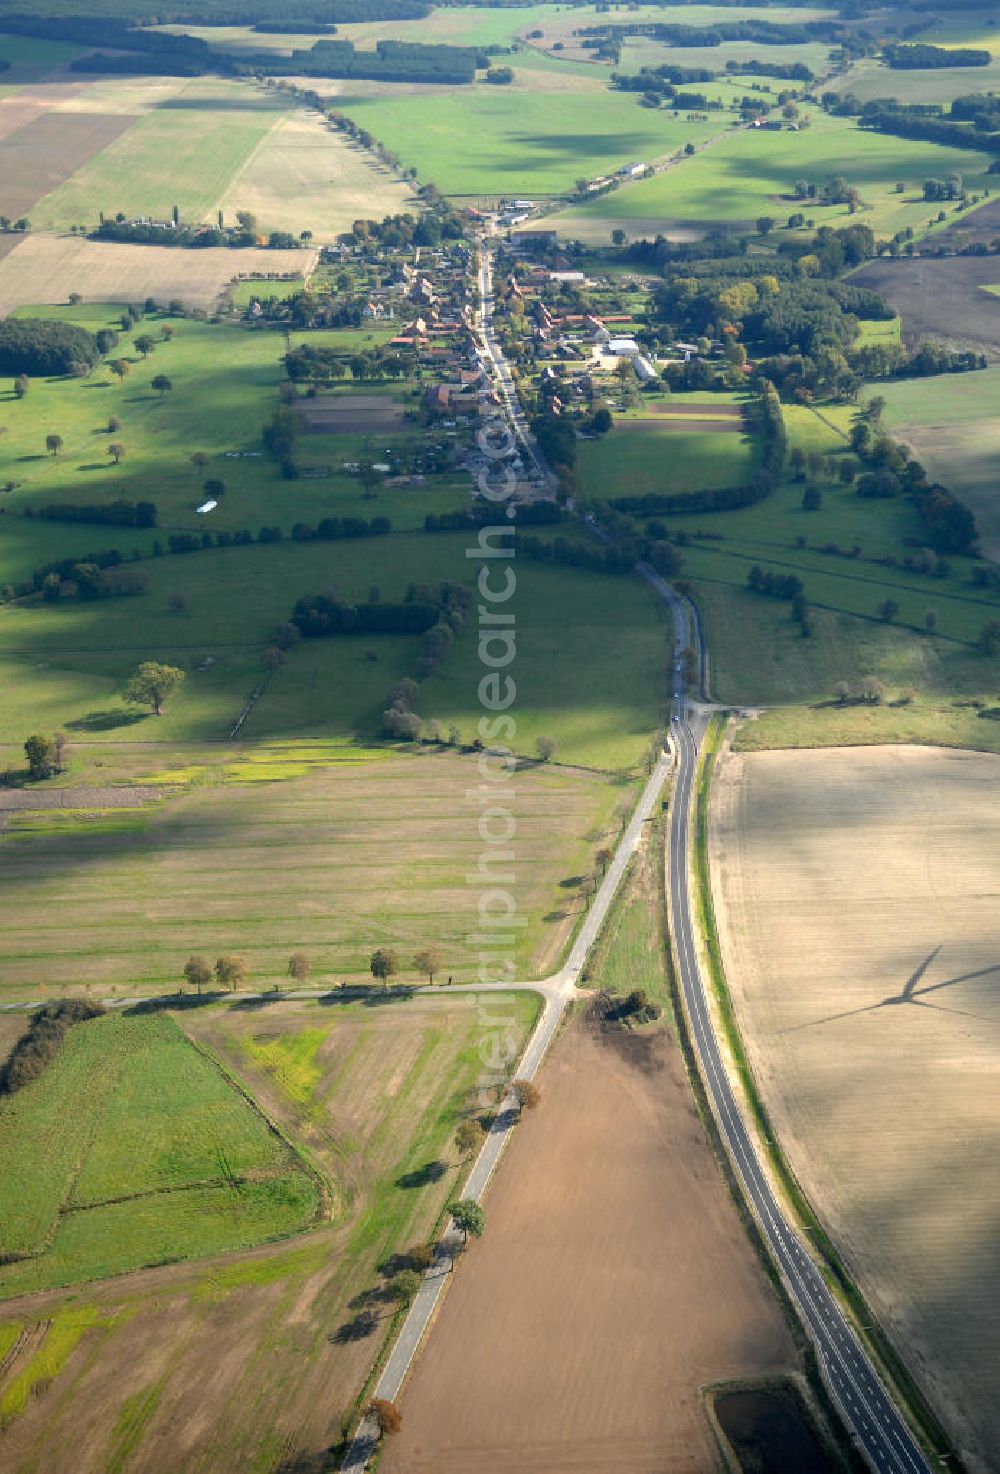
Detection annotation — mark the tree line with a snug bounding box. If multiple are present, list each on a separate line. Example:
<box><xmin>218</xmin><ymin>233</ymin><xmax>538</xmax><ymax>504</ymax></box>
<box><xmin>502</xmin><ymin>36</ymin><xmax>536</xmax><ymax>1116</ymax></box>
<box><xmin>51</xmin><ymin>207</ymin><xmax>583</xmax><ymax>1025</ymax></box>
<box><xmin>29</xmin><ymin>499</ymin><xmax>157</xmax><ymax>528</ymax></box>
<box><xmin>883</xmin><ymin>42</ymin><xmax>990</xmax><ymax>69</ymax></box>
<box><xmin>13</xmin><ymin>516</ymin><xmax>394</xmax><ymax>602</ymax></box>
<box><xmin>290</xmin><ymin>593</ymin><xmax>441</xmax><ymax>639</ymax></box>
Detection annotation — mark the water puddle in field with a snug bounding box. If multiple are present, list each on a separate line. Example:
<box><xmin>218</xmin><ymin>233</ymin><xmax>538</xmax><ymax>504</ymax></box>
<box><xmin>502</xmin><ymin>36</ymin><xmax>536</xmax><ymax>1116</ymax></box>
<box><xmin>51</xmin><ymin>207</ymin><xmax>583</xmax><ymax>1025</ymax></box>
<box><xmin>711</xmin><ymin>1382</ymin><xmax>839</xmax><ymax>1473</ymax></box>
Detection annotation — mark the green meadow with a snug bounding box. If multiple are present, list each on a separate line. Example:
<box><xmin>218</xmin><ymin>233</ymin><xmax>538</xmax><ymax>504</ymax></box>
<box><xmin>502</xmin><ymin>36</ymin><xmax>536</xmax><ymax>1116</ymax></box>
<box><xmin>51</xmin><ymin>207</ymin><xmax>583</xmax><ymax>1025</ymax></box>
<box><xmin>0</xmin><ymin>1011</ymin><xmax>319</xmax><ymax>1295</ymax></box>
<box><xmin>569</xmin><ymin>105</ymin><xmax>993</xmax><ymax>234</ymax></box>
<box><xmin>335</xmin><ymin>74</ymin><xmax>722</xmax><ymax>197</ymax></box>
<box><xmin>580</xmin><ymin>395</ymin><xmax>1000</xmax><ymax>710</ymax></box>
<box><xmin>576</xmin><ymin>392</ymin><xmax>754</xmax><ymax>502</ymax></box>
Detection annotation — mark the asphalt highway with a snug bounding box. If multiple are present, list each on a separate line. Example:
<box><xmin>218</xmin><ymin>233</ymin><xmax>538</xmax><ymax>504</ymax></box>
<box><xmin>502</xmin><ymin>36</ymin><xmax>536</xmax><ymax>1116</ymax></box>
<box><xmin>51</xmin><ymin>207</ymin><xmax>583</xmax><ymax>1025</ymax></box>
<box><xmin>646</xmin><ymin>565</ymin><xmax>934</xmax><ymax>1474</ymax></box>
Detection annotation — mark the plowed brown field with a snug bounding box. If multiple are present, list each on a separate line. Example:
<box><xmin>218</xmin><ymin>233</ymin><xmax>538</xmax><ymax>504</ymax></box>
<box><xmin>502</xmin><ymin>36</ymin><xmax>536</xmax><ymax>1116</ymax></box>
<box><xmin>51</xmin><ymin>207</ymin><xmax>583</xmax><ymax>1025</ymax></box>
<box><xmin>381</xmin><ymin>1016</ymin><xmax>798</xmax><ymax>1473</ymax></box>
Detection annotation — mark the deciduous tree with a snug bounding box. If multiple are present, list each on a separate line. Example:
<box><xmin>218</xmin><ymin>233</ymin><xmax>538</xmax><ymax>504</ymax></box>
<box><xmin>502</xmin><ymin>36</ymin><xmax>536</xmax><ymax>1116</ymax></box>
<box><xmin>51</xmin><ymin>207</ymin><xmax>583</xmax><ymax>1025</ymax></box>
<box><xmin>511</xmin><ymin>1079</ymin><xmax>540</xmax><ymax>1113</ymax></box>
<box><xmin>455</xmin><ymin>1118</ymin><xmax>485</xmax><ymax>1158</ymax></box>
<box><xmin>184</xmin><ymin>955</ymin><xmax>212</xmax><ymax>993</ymax></box>
<box><xmin>414</xmin><ymin>946</ymin><xmax>442</xmax><ymax>985</ymax></box>
<box><xmin>369</xmin><ymin>1399</ymin><xmax>402</xmax><ymax>1438</ymax></box>
<box><xmin>389</xmin><ymin>1269</ymin><xmax>422</xmax><ymax>1307</ymax></box>
<box><xmin>24</xmin><ymin>734</ymin><xmax>57</xmax><ymax>780</ymax></box>
<box><xmin>449</xmin><ymin>1199</ymin><xmax>485</xmax><ymax>1245</ymax></box>
<box><xmin>215</xmin><ymin>954</ymin><xmax>246</xmax><ymax>992</ymax></box>
<box><xmin>288</xmin><ymin>951</ymin><xmax>310</xmax><ymax>983</ymax></box>
<box><xmin>370</xmin><ymin>947</ymin><xmax>397</xmax><ymax>986</ymax></box>
<box><xmin>123</xmin><ymin>660</ymin><xmax>185</xmax><ymax>715</ymax></box>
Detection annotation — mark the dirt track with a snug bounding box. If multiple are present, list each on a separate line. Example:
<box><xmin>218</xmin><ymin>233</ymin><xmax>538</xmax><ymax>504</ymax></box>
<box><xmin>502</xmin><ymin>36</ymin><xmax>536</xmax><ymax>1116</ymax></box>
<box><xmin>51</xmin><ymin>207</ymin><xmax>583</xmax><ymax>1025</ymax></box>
<box><xmin>381</xmin><ymin>1017</ymin><xmax>797</xmax><ymax>1473</ymax></box>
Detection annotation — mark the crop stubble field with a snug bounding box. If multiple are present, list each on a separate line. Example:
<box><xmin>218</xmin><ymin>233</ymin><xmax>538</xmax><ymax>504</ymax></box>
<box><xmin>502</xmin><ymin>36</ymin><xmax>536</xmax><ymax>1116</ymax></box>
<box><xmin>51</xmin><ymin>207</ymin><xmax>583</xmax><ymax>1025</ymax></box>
<box><xmin>0</xmin><ymin>70</ymin><xmax>411</xmax><ymax>246</ymax></box>
<box><xmin>0</xmin><ymin>235</ymin><xmax>315</xmax><ymax>312</ymax></box>
<box><xmin>710</xmin><ymin>743</ymin><xmax>1000</xmax><ymax>1474</ymax></box>
<box><xmin>0</xmin><ymin>992</ymin><xmax>538</xmax><ymax>1472</ymax></box>
<box><xmin>0</xmin><ymin>749</ymin><xmax>617</xmax><ymax>998</ymax></box>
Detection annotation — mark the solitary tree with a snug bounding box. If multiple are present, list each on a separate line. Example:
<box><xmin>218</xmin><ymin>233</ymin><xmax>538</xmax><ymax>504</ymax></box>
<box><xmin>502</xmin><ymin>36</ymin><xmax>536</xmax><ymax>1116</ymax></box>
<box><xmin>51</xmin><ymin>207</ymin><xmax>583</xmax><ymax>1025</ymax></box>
<box><xmin>756</xmin><ymin>215</ymin><xmax>775</xmax><ymax>236</ymax></box>
<box><xmin>109</xmin><ymin>358</ymin><xmax>130</xmax><ymax>383</ymax></box>
<box><xmin>184</xmin><ymin>954</ymin><xmax>212</xmax><ymax>994</ymax></box>
<box><xmin>369</xmin><ymin>1400</ymin><xmax>402</xmax><ymax>1439</ymax></box>
<box><xmin>24</xmin><ymin>734</ymin><xmax>57</xmax><ymax>780</ymax></box>
<box><xmin>978</xmin><ymin>619</ymin><xmax>1000</xmax><ymax>656</ymax></box>
<box><xmin>107</xmin><ymin>415</ymin><xmax>121</xmax><ymax>434</ymax></box>
<box><xmin>414</xmin><ymin>946</ymin><xmax>443</xmax><ymax>985</ymax></box>
<box><xmin>406</xmin><ymin>1242</ymin><xmax>436</xmax><ymax>1272</ymax></box>
<box><xmin>151</xmin><ymin>374</ymin><xmax>172</xmax><ymax>398</ymax></box>
<box><xmin>535</xmin><ymin>735</ymin><xmax>556</xmax><ymax>762</ymax></box>
<box><xmin>370</xmin><ymin>947</ymin><xmax>398</xmax><ymax>986</ymax></box>
<box><xmin>108</xmin><ymin>442</ymin><xmax>125</xmax><ymax>464</ymax></box>
<box><xmin>595</xmin><ymin>845</ymin><xmax>612</xmax><ymax>874</ymax></box>
<box><xmin>203</xmin><ymin>478</ymin><xmax>225</xmax><ymax>500</ymax></box>
<box><xmin>511</xmin><ymin>1079</ymin><xmax>540</xmax><ymax>1113</ymax></box>
<box><xmin>878</xmin><ymin>597</ymin><xmax>899</xmax><ymax>623</ymax></box>
<box><xmin>288</xmin><ymin>951</ymin><xmax>310</xmax><ymax>983</ymax></box>
<box><xmin>215</xmin><ymin>954</ymin><xmax>246</xmax><ymax>992</ymax></box>
<box><xmin>45</xmin><ymin>433</ymin><xmax>62</xmax><ymax>456</ymax></box>
<box><xmin>455</xmin><ymin>1118</ymin><xmax>485</xmax><ymax>1159</ymax></box>
<box><xmin>389</xmin><ymin>1269</ymin><xmax>422</xmax><ymax>1308</ymax></box>
<box><xmin>190</xmin><ymin>451</ymin><xmax>209</xmax><ymax>474</ymax></box>
<box><xmin>14</xmin><ymin>374</ymin><xmax>28</xmax><ymax>398</ymax></box>
<box><xmin>167</xmin><ymin>592</ymin><xmax>187</xmax><ymax>614</ymax></box>
<box><xmin>134</xmin><ymin>335</ymin><xmax>155</xmax><ymax>358</ymax></box>
<box><xmin>449</xmin><ymin>1198</ymin><xmax>485</xmax><ymax>1245</ymax></box>
<box><xmin>123</xmin><ymin>660</ymin><xmax>185</xmax><ymax>715</ymax></box>
<box><xmin>924</xmin><ymin>609</ymin><xmax>938</xmax><ymax>633</ymax></box>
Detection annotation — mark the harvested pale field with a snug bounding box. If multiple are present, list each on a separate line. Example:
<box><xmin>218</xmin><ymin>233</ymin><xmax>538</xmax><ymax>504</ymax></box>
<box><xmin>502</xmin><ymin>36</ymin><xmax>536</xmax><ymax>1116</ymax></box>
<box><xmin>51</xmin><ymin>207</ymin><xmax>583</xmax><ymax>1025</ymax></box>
<box><xmin>297</xmin><ymin>391</ymin><xmax>406</xmax><ymax>432</ymax></box>
<box><xmin>381</xmin><ymin>1016</ymin><xmax>798</xmax><ymax>1473</ymax></box>
<box><xmin>0</xmin><ymin>233</ymin><xmax>317</xmax><ymax>313</ymax></box>
<box><xmin>0</xmin><ymin>993</ymin><xmax>537</xmax><ymax>1473</ymax></box>
<box><xmin>0</xmin><ymin>110</ymin><xmax>134</xmax><ymax>219</ymax></box>
<box><xmin>710</xmin><ymin>743</ymin><xmax>1000</xmax><ymax>1474</ymax></box>
<box><xmin>213</xmin><ymin>113</ymin><xmax>418</xmax><ymax>243</ymax></box>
